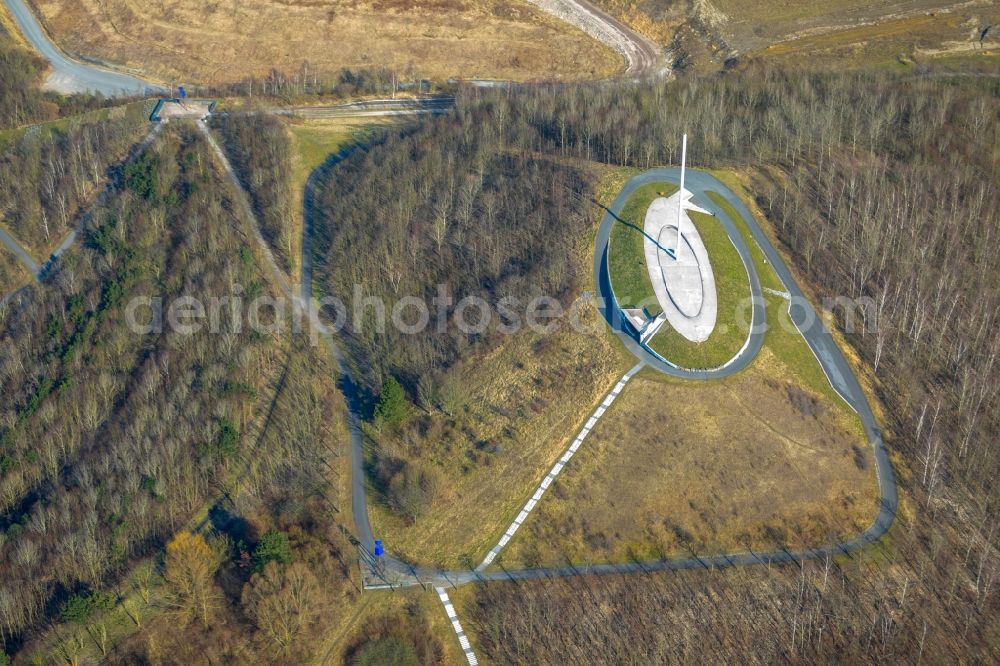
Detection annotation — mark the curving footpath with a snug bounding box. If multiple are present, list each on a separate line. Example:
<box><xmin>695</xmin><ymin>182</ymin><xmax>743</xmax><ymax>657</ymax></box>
<box><xmin>3</xmin><ymin>0</ymin><xmax>164</xmax><ymax>96</ymax></box>
<box><xmin>333</xmin><ymin>168</ymin><xmax>896</xmax><ymax>591</ymax></box>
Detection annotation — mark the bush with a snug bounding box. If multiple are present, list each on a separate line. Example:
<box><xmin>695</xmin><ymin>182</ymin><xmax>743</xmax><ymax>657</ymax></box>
<box><xmin>385</xmin><ymin>462</ymin><xmax>440</xmax><ymax>523</ymax></box>
<box><xmin>351</xmin><ymin>637</ymin><xmax>419</xmax><ymax>666</ymax></box>
<box><xmin>123</xmin><ymin>152</ymin><xmax>161</xmax><ymax>201</ymax></box>
<box><xmin>59</xmin><ymin>591</ymin><xmax>114</xmax><ymax>625</ymax></box>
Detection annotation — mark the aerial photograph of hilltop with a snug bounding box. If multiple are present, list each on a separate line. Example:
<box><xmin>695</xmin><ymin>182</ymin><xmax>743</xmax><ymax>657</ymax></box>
<box><xmin>0</xmin><ymin>0</ymin><xmax>997</xmax><ymax>663</ymax></box>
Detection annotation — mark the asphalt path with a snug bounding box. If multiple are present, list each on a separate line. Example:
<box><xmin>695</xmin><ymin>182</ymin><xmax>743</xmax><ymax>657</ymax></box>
<box><xmin>3</xmin><ymin>0</ymin><xmax>164</xmax><ymax>96</ymax></box>
<box><xmin>343</xmin><ymin>168</ymin><xmax>897</xmax><ymax>590</ymax></box>
<box><xmin>274</xmin><ymin>98</ymin><xmax>455</xmax><ymax>120</ymax></box>
<box><xmin>0</xmin><ymin>226</ymin><xmax>40</xmax><ymax>276</ymax></box>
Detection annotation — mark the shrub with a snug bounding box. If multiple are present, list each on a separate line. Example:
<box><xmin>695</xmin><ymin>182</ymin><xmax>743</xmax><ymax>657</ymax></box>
<box><xmin>253</xmin><ymin>531</ymin><xmax>292</xmax><ymax>572</ymax></box>
<box><xmin>351</xmin><ymin>637</ymin><xmax>419</xmax><ymax>666</ymax></box>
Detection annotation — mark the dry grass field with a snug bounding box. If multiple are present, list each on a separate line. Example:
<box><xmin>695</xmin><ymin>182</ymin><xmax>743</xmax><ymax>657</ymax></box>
<box><xmin>501</xmin><ymin>345</ymin><xmax>877</xmax><ymax>567</ymax></box>
<box><xmin>30</xmin><ymin>0</ymin><xmax>621</xmax><ymax>84</ymax></box>
<box><xmin>704</xmin><ymin>0</ymin><xmax>1000</xmax><ymax>62</ymax></box>
<box><xmin>589</xmin><ymin>0</ymin><xmax>999</xmax><ymax>70</ymax></box>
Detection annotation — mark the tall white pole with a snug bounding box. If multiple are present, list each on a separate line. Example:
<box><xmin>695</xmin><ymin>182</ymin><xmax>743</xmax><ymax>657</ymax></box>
<box><xmin>677</xmin><ymin>133</ymin><xmax>687</xmax><ymax>255</ymax></box>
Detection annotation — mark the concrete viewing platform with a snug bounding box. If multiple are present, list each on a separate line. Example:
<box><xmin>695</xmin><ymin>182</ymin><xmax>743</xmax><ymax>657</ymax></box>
<box><xmin>150</xmin><ymin>99</ymin><xmax>216</xmax><ymax>122</ymax></box>
<box><xmin>643</xmin><ymin>189</ymin><xmax>717</xmax><ymax>342</ymax></box>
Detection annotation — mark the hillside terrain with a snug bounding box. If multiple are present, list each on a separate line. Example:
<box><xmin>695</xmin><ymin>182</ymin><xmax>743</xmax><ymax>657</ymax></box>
<box><xmin>0</xmin><ymin>1</ymin><xmax>997</xmax><ymax>661</ymax></box>
<box><xmin>589</xmin><ymin>0</ymin><xmax>999</xmax><ymax>71</ymax></box>
<box><xmin>28</xmin><ymin>0</ymin><xmax>620</xmax><ymax>85</ymax></box>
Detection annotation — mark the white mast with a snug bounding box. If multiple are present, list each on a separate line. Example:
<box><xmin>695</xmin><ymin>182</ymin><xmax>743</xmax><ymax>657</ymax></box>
<box><xmin>676</xmin><ymin>133</ymin><xmax>687</xmax><ymax>255</ymax></box>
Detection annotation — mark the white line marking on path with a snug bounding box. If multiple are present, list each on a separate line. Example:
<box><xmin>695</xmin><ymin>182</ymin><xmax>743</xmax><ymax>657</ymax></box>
<box><xmin>437</xmin><ymin>587</ymin><xmax>479</xmax><ymax>665</ymax></box>
<box><xmin>476</xmin><ymin>362</ymin><xmax>644</xmax><ymax>570</ymax></box>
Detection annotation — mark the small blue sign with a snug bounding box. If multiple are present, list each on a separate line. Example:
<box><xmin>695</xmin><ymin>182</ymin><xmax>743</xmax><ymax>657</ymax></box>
<box><xmin>178</xmin><ymin>86</ymin><xmax>187</xmax><ymax>98</ymax></box>
<box><xmin>374</xmin><ymin>540</ymin><xmax>384</xmax><ymax>557</ymax></box>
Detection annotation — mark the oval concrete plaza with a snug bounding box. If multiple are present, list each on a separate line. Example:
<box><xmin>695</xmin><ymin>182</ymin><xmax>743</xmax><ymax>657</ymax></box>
<box><xmin>643</xmin><ymin>189</ymin><xmax>717</xmax><ymax>342</ymax></box>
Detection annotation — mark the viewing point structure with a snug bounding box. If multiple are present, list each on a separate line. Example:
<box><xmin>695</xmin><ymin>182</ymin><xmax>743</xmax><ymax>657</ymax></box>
<box><xmin>641</xmin><ymin>134</ymin><xmax>718</xmax><ymax>342</ymax></box>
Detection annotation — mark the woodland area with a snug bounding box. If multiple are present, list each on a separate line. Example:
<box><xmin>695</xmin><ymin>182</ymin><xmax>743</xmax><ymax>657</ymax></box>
<box><xmin>313</xmin><ymin>117</ymin><xmax>595</xmax><ymax>391</ymax></box>
<box><xmin>0</xmin><ymin>29</ymin><xmax>995</xmax><ymax>660</ymax></box>
<box><xmin>209</xmin><ymin>114</ymin><xmax>294</xmax><ymax>273</ymax></box>
<box><xmin>0</xmin><ymin>96</ymin><xmax>436</xmax><ymax>665</ymax></box>
<box><xmin>310</xmin><ymin>66</ymin><xmax>997</xmax><ymax>661</ymax></box>
<box><xmin>0</xmin><ymin>124</ymin><xmax>291</xmax><ymax>656</ymax></box>
<box><xmin>0</xmin><ymin>105</ymin><xmax>150</xmax><ymax>253</ymax></box>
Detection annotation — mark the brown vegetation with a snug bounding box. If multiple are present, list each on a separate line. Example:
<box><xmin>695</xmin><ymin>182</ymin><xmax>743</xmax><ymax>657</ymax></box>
<box><xmin>312</xmin><ymin>112</ymin><xmax>600</xmax><ymax>391</ymax></box>
<box><xmin>0</xmin><ymin>247</ymin><xmax>29</xmax><ymax>296</ymax></box>
<box><xmin>31</xmin><ymin>0</ymin><xmax>620</xmax><ymax>85</ymax></box>
<box><xmin>0</xmin><ymin>123</ymin><xmax>290</xmax><ymax>653</ymax></box>
<box><xmin>503</xmin><ymin>358</ymin><xmax>875</xmax><ymax>566</ymax></box>
<box><xmin>368</xmin><ymin>312</ymin><xmax>625</xmax><ymax>567</ymax></box>
<box><xmin>438</xmin><ymin>65</ymin><xmax>998</xmax><ymax>663</ymax></box>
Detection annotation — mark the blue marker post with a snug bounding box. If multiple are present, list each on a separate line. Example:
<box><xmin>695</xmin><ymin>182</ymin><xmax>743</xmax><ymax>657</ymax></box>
<box><xmin>374</xmin><ymin>540</ymin><xmax>385</xmax><ymax>557</ymax></box>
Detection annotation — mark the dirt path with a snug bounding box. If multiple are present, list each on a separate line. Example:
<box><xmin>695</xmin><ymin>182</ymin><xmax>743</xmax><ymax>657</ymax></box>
<box><xmin>526</xmin><ymin>0</ymin><xmax>668</xmax><ymax>76</ymax></box>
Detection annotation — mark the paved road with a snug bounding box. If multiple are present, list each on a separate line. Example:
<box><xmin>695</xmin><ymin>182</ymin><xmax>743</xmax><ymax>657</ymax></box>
<box><xmin>335</xmin><ymin>168</ymin><xmax>896</xmax><ymax>590</ymax></box>
<box><xmin>3</xmin><ymin>0</ymin><xmax>164</xmax><ymax>96</ymax></box>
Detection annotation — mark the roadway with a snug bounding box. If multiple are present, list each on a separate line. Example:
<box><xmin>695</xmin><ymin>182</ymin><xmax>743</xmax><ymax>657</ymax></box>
<box><xmin>3</xmin><ymin>0</ymin><xmax>164</xmax><ymax>96</ymax></box>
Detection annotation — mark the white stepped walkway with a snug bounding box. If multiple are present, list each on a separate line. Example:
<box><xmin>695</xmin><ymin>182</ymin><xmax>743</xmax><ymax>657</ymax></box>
<box><xmin>437</xmin><ymin>587</ymin><xmax>479</xmax><ymax>665</ymax></box>
<box><xmin>476</xmin><ymin>362</ymin><xmax>645</xmax><ymax>570</ymax></box>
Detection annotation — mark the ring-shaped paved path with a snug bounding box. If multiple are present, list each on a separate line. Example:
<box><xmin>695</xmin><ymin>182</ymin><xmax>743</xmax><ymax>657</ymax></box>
<box><xmin>340</xmin><ymin>168</ymin><xmax>896</xmax><ymax>589</ymax></box>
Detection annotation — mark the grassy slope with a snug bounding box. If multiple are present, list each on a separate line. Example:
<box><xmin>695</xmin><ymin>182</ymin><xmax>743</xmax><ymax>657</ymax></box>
<box><xmin>500</xmin><ymin>360</ymin><xmax>875</xmax><ymax>566</ymax></box>
<box><xmin>607</xmin><ymin>181</ymin><xmax>677</xmax><ymax>311</ymax></box>
<box><xmin>367</xmin><ymin>302</ymin><xmax>627</xmax><ymax>568</ymax></box>
<box><xmin>289</xmin><ymin>118</ymin><xmax>387</xmax><ymax>291</ymax></box>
